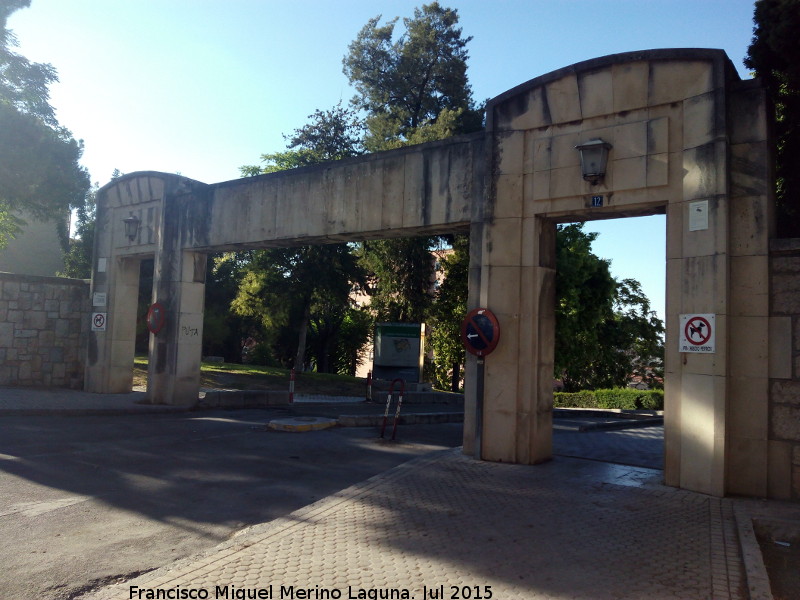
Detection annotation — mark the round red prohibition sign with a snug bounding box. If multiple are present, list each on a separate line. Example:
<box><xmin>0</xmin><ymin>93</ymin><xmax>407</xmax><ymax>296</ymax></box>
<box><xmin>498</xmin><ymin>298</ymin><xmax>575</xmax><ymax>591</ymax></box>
<box><xmin>461</xmin><ymin>308</ymin><xmax>500</xmax><ymax>357</ymax></box>
<box><xmin>93</xmin><ymin>313</ymin><xmax>105</xmax><ymax>328</ymax></box>
<box><xmin>146</xmin><ymin>302</ymin><xmax>167</xmax><ymax>334</ymax></box>
<box><xmin>684</xmin><ymin>316</ymin><xmax>712</xmax><ymax>346</ymax></box>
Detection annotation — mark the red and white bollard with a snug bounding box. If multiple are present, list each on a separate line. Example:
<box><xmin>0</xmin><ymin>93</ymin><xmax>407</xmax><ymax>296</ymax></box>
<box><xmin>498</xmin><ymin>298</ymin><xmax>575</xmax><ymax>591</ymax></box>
<box><xmin>380</xmin><ymin>378</ymin><xmax>405</xmax><ymax>440</ymax></box>
<box><xmin>289</xmin><ymin>368</ymin><xmax>295</xmax><ymax>404</ymax></box>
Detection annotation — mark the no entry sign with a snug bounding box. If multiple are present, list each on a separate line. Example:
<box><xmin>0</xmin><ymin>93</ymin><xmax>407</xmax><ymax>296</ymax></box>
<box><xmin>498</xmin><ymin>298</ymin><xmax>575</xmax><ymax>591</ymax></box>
<box><xmin>679</xmin><ymin>314</ymin><xmax>716</xmax><ymax>353</ymax></box>
<box><xmin>461</xmin><ymin>308</ymin><xmax>500</xmax><ymax>357</ymax></box>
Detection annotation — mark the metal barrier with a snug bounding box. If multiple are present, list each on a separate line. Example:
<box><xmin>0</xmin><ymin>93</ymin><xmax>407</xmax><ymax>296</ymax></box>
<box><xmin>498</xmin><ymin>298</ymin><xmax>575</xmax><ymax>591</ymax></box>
<box><xmin>380</xmin><ymin>378</ymin><xmax>405</xmax><ymax>440</ymax></box>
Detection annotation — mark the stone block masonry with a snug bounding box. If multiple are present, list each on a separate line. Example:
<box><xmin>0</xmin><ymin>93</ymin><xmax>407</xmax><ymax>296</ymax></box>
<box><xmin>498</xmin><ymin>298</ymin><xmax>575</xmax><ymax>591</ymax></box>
<box><xmin>770</xmin><ymin>239</ymin><xmax>800</xmax><ymax>500</ymax></box>
<box><xmin>0</xmin><ymin>272</ymin><xmax>90</xmax><ymax>389</ymax></box>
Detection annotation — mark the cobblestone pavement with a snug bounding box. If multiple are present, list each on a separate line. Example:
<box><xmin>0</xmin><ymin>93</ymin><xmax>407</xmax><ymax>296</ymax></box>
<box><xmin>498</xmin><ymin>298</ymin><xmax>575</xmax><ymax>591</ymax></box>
<box><xmin>81</xmin><ymin>448</ymin><xmax>747</xmax><ymax>600</ymax></box>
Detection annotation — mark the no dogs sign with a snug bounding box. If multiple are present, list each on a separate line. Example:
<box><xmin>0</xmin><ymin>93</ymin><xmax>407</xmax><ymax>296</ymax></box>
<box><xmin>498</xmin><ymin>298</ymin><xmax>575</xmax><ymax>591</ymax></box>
<box><xmin>679</xmin><ymin>314</ymin><xmax>716</xmax><ymax>353</ymax></box>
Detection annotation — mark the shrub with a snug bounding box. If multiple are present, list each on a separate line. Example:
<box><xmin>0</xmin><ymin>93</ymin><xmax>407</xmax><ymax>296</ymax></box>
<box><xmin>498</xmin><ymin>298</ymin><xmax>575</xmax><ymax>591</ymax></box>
<box><xmin>553</xmin><ymin>388</ymin><xmax>664</xmax><ymax>410</ymax></box>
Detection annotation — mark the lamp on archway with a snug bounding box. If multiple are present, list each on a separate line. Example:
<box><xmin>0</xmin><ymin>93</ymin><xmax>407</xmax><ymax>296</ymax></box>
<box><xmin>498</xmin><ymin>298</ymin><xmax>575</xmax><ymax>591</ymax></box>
<box><xmin>123</xmin><ymin>213</ymin><xmax>140</xmax><ymax>242</ymax></box>
<box><xmin>575</xmin><ymin>138</ymin><xmax>612</xmax><ymax>185</ymax></box>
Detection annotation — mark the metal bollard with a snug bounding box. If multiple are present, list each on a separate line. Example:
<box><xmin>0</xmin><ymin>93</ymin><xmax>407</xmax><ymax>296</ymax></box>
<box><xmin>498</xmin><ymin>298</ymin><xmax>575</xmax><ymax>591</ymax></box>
<box><xmin>289</xmin><ymin>368</ymin><xmax>295</xmax><ymax>403</ymax></box>
<box><xmin>380</xmin><ymin>378</ymin><xmax>405</xmax><ymax>439</ymax></box>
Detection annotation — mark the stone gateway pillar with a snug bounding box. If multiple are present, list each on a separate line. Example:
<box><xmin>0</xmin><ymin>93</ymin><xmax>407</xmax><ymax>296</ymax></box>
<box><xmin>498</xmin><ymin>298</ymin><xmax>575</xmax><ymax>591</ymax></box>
<box><xmin>85</xmin><ymin>173</ymin><xmax>210</xmax><ymax>405</ymax></box>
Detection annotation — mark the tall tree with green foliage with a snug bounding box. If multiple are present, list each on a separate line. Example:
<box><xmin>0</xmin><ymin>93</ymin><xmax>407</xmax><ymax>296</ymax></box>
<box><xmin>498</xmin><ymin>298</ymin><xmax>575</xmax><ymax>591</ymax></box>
<box><xmin>1</xmin><ymin>0</ymin><xmax>57</xmax><ymax>124</ymax></box>
<box><xmin>343</xmin><ymin>2</ymin><xmax>480</xmax><ymax>349</ymax></box>
<box><xmin>0</xmin><ymin>0</ymin><xmax>90</xmax><ymax>249</ymax></box>
<box><xmin>201</xmin><ymin>252</ymin><xmax>258</xmax><ymax>362</ymax></box>
<box><xmin>555</xmin><ymin>224</ymin><xmax>664</xmax><ymax>392</ymax></box>
<box><xmin>240</xmin><ymin>102</ymin><xmax>363</xmax><ymax>176</ymax></box>
<box><xmin>427</xmin><ymin>234</ymin><xmax>469</xmax><ymax>391</ymax></box>
<box><xmin>356</xmin><ymin>238</ymin><xmax>436</xmax><ymax>323</ymax></box>
<box><xmin>62</xmin><ymin>170</ymin><xmax>124</xmax><ymax>279</ymax></box>
<box><xmin>235</xmin><ymin>104</ymin><xmax>369</xmax><ymax>373</ymax></box>
<box><xmin>343</xmin><ymin>1</ymin><xmax>481</xmax><ymax>151</ymax></box>
<box><xmin>231</xmin><ymin>244</ymin><xmax>368</xmax><ymax>373</ymax></box>
<box><xmin>745</xmin><ymin>0</ymin><xmax>800</xmax><ymax>237</ymax></box>
<box><xmin>60</xmin><ymin>185</ymin><xmax>95</xmax><ymax>278</ymax></box>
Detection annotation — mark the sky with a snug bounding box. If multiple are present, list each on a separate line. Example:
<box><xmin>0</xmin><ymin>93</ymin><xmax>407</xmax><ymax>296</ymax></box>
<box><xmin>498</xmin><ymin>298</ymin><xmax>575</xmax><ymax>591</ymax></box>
<box><xmin>8</xmin><ymin>0</ymin><xmax>759</xmax><ymax>321</ymax></box>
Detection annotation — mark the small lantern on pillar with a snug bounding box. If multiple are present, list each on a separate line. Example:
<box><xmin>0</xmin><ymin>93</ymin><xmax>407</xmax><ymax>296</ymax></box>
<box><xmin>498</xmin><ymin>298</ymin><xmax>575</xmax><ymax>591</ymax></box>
<box><xmin>575</xmin><ymin>138</ymin><xmax>612</xmax><ymax>185</ymax></box>
<box><xmin>123</xmin><ymin>213</ymin><xmax>140</xmax><ymax>242</ymax></box>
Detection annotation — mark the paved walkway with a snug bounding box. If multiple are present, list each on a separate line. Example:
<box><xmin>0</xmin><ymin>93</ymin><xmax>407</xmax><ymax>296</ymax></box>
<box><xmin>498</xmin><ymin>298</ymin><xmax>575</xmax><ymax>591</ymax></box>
<box><xmin>76</xmin><ymin>448</ymin><xmax>776</xmax><ymax>600</ymax></box>
<box><xmin>0</xmin><ymin>387</ymin><xmax>170</xmax><ymax>414</ymax></box>
<box><xmin>2</xmin><ymin>386</ymin><xmax>796</xmax><ymax>599</ymax></box>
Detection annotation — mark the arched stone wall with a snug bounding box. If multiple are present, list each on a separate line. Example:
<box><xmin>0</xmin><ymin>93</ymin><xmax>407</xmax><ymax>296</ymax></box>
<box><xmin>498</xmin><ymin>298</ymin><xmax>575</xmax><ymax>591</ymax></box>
<box><xmin>467</xmin><ymin>49</ymin><xmax>773</xmax><ymax>498</ymax></box>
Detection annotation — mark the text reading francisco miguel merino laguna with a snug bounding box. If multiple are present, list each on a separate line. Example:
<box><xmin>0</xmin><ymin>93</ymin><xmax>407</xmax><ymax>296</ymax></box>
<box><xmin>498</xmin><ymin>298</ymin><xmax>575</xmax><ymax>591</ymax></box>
<box><xmin>129</xmin><ymin>584</ymin><xmax>495</xmax><ymax>600</ymax></box>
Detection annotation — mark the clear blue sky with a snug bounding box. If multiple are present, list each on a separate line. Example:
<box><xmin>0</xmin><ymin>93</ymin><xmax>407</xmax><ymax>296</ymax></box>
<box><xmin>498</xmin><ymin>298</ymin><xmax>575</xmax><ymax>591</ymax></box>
<box><xmin>9</xmin><ymin>0</ymin><xmax>758</xmax><ymax>321</ymax></box>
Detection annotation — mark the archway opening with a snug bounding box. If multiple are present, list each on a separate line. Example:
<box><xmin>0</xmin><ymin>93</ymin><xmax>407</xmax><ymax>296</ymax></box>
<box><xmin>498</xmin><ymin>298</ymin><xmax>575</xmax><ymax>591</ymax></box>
<box><xmin>551</xmin><ymin>214</ymin><xmax>666</xmax><ymax>471</ymax></box>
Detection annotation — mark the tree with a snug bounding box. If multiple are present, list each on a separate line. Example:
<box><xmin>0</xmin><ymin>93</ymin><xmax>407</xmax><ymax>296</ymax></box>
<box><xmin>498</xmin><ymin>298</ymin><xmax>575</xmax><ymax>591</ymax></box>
<box><xmin>343</xmin><ymin>2</ymin><xmax>480</xmax><ymax>367</ymax></box>
<box><xmin>235</xmin><ymin>104</ymin><xmax>369</xmax><ymax>373</ymax></box>
<box><xmin>1</xmin><ymin>0</ymin><xmax>57</xmax><ymax>125</ymax></box>
<box><xmin>0</xmin><ymin>103</ymin><xmax>90</xmax><ymax>248</ymax></box>
<box><xmin>231</xmin><ymin>244</ymin><xmax>368</xmax><ymax>373</ymax></box>
<box><xmin>62</xmin><ymin>170</ymin><xmax>124</xmax><ymax>279</ymax></box>
<box><xmin>0</xmin><ymin>1</ymin><xmax>91</xmax><ymax>249</ymax></box>
<box><xmin>554</xmin><ymin>224</ymin><xmax>664</xmax><ymax>391</ymax></box>
<box><xmin>357</xmin><ymin>237</ymin><xmax>436</xmax><ymax>323</ymax></box>
<box><xmin>428</xmin><ymin>234</ymin><xmax>469</xmax><ymax>391</ymax></box>
<box><xmin>343</xmin><ymin>1</ymin><xmax>481</xmax><ymax>151</ymax></box>
<box><xmin>60</xmin><ymin>185</ymin><xmax>96</xmax><ymax>279</ymax></box>
<box><xmin>202</xmin><ymin>252</ymin><xmax>257</xmax><ymax>362</ymax></box>
<box><xmin>745</xmin><ymin>0</ymin><xmax>800</xmax><ymax>237</ymax></box>
<box><xmin>240</xmin><ymin>102</ymin><xmax>363</xmax><ymax>176</ymax></box>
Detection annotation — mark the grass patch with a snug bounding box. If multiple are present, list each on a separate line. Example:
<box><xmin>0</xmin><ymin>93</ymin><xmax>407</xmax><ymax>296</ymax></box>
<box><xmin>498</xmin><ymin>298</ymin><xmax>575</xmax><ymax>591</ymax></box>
<box><xmin>133</xmin><ymin>356</ymin><xmax>367</xmax><ymax>396</ymax></box>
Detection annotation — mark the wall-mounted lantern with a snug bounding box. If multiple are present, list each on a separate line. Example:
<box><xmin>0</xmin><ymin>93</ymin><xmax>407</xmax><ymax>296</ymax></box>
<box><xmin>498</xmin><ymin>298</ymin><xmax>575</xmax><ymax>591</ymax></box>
<box><xmin>123</xmin><ymin>213</ymin><xmax>140</xmax><ymax>242</ymax></box>
<box><xmin>575</xmin><ymin>138</ymin><xmax>612</xmax><ymax>185</ymax></box>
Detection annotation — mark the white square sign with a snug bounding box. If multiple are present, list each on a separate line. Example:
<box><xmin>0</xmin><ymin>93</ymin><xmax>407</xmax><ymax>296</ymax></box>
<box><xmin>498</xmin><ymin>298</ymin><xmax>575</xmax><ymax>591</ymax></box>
<box><xmin>91</xmin><ymin>312</ymin><xmax>107</xmax><ymax>332</ymax></box>
<box><xmin>679</xmin><ymin>314</ymin><xmax>715</xmax><ymax>353</ymax></box>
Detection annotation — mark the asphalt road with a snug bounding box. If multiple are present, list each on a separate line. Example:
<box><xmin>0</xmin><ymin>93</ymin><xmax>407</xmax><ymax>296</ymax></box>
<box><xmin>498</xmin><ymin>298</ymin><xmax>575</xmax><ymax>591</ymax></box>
<box><xmin>0</xmin><ymin>410</ymin><xmax>464</xmax><ymax>600</ymax></box>
<box><xmin>0</xmin><ymin>410</ymin><xmax>663</xmax><ymax>600</ymax></box>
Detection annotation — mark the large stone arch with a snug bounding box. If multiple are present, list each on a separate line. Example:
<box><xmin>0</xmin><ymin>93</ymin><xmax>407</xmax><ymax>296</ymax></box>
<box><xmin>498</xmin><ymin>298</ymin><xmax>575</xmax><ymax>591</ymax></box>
<box><xmin>87</xmin><ymin>49</ymin><xmax>776</xmax><ymax>499</ymax></box>
<box><xmin>471</xmin><ymin>49</ymin><xmax>772</xmax><ymax>499</ymax></box>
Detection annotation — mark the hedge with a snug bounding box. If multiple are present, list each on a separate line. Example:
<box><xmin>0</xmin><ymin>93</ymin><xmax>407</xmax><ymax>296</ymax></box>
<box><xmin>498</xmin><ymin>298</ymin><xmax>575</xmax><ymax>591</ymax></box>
<box><xmin>554</xmin><ymin>388</ymin><xmax>664</xmax><ymax>411</ymax></box>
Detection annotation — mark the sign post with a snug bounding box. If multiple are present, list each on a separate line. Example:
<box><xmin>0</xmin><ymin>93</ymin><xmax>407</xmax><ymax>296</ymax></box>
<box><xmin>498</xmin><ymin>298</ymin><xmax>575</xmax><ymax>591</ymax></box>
<box><xmin>461</xmin><ymin>308</ymin><xmax>500</xmax><ymax>460</ymax></box>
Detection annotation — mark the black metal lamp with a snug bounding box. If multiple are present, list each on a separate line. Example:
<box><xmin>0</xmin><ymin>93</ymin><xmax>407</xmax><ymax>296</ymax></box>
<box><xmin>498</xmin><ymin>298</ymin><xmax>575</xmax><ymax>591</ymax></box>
<box><xmin>123</xmin><ymin>213</ymin><xmax>140</xmax><ymax>242</ymax></box>
<box><xmin>575</xmin><ymin>138</ymin><xmax>612</xmax><ymax>185</ymax></box>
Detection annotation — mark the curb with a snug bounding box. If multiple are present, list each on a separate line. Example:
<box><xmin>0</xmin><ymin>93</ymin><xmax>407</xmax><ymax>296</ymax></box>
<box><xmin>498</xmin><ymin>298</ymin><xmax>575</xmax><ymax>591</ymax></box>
<box><xmin>553</xmin><ymin>408</ymin><xmax>663</xmax><ymax>419</ymax></box>
<box><xmin>267</xmin><ymin>416</ymin><xmax>338</xmax><ymax>432</ymax></box>
<box><xmin>0</xmin><ymin>406</ymin><xmax>192</xmax><ymax>416</ymax></box>
<box><xmin>578</xmin><ymin>417</ymin><xmax>664</xmax><ymax>432</ymax></box>
<box><xmin>734</xmin><ymin>504</ymin><xmax>775</xmax><ymax>600</ymax></box>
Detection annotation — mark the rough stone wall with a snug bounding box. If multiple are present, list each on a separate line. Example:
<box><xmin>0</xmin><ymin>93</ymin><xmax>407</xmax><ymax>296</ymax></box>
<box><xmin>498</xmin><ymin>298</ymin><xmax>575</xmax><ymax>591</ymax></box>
<box><xmin>0</xmin><ymin>273</ymin><xmax>90</xmax><ymax>389</ymax></box>
<box><xmin>769</xmin><ymin>239</ymin><xmax>800</xmax><ymax>500</ymax></box>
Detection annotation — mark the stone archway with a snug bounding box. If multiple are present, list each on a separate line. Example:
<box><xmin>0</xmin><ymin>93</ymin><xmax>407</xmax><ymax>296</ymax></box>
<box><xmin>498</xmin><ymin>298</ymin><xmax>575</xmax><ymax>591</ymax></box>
<box><xmin>87</xmin><ymin>49</ymin><xmax>774</xmax><ymax>499</ymax></box>
<box><xmin>473</xmin><ymin>49</ymin><xmax>772</xmax><ymax>498</ymax></box>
